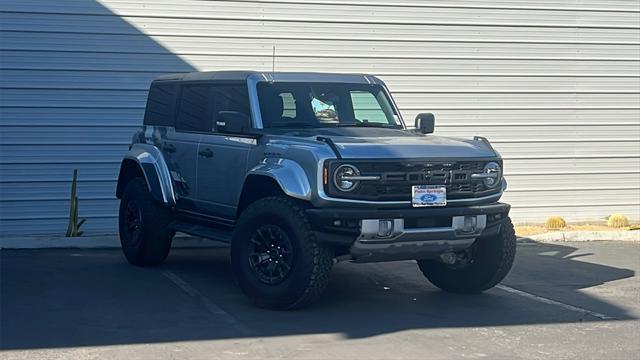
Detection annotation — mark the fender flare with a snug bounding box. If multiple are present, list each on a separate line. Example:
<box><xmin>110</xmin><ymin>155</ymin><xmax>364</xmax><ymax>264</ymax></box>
<box><xmin>246</xmin><ymin>158</ymin><xmax>312</xmax><ymax>201</ymax></box>
<box><xmin>116</xmin><ymin>144</ymin><xmax>177</xmax><ymax>206</ymax></box>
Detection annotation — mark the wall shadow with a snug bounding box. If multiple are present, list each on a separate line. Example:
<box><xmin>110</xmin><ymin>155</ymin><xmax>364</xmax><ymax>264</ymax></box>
<box><xmin>0</xmin><ymin>1</ymin><xmax>195</xmax><ymax>236</ymax></box>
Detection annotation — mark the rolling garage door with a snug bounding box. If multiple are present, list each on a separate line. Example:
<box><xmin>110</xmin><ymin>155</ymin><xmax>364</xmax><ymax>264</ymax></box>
<box><xmin>1</xmin><ymin>0</ymin><xmax>639</xmax><ymax>236</ymax></box>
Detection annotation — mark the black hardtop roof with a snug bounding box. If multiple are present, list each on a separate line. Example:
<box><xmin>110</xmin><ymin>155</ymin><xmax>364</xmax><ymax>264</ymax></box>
<box><xmin>153</xmin><ymin>71</ymin><xmax>257</xmax><ymax>82</ymax></box>
<box><xmin>151</xmin><ymin>71</ymin><xmax>380</xmax><ymax>84</ymax></box>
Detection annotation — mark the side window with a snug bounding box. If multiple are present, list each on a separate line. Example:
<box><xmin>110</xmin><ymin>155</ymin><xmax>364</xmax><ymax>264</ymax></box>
<box><xmin>144</xmin><ymin>83</ymin><xmax>177</xmax><ymax>126</ymax></box>
<box><xmin>311</xmin><ymin>92</ymin><xmax>339</xmax><ymax>123</ymax></box>
<box><xmin>210</xmin><ymin>85</ymin><xmax>251</xmax><ymax>132</ymax></box>
<box><xmin>350</xmin><ymin>91</ymin><xmax>389</xmax><ymax>123</ymax></box>
<box><xmin>175</xmin><ymin>85</ymin><xmax>211</xmax><ymax>132</ymax></box>
<box><xmin>280</xmin><ymin>92</ymin><xmax>296</xmax><ymax>118</ymax></box>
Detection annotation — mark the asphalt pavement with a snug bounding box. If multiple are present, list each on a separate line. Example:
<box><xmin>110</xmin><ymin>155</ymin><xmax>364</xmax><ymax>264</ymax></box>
<box><xmin>1</xmin><ymin>241</ymin><xmax>639</xmax><ymax>359</ymax></box>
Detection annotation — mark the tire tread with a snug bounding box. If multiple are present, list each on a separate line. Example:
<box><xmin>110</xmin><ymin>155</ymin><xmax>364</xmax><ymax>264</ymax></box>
<box><xmin>232</xmin><ymin>196</ymin><xmax>333</xmax><ymax>310</ymax></box>
<box><xmin>119</xmin><ymin>177</ymin><xmax>174</xmax><ymax>267</ymax></box>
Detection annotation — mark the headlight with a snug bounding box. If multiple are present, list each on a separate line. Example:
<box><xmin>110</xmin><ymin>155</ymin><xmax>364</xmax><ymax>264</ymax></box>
<box><xmin>333</xmin><ymin>164</ymin><xmax>360</xmax><ymax>192</ymax></box>
<box><xmin>482</xmin><ymin>162</ymin><xmax>501</xmax><ymax>188</ymax></box>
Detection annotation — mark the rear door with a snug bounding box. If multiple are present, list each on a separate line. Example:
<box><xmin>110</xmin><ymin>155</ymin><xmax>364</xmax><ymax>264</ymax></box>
<box><xmin>163</xmin><ymin>84</ymin><xmax>212</xmax><ymax>211</ymax></box>
<box><xmin>144</xmin><ymin>82</ymin><xmax>199</xmax><ymax>211</ymax></box>
<box><xmin>195</xmin><ymin>83</ymin><xmax>255</xmax><ymax>219</ymax></box>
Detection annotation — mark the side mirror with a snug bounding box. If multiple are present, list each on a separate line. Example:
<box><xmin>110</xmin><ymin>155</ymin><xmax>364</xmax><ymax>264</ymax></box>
<box><xmin>415</xmin><ymin>113</ymin><xmax>435</xmax><ymax>134</ymax></box>
<box><xmin>216</xmin><ymin>111</ymin><xmax>251</xmax><ymax>134</ymax></box>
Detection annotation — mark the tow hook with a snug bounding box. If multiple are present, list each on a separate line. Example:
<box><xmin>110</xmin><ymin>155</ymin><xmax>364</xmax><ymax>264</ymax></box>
<box><xmin>439</xmin><ymin>252</ymin><xmax>457</xmax><ymax>265</ymax></box>
<box><xmin>333</xmin><ymin>254</ymin><xmax>352</xmax><ymax>264</ymax></box>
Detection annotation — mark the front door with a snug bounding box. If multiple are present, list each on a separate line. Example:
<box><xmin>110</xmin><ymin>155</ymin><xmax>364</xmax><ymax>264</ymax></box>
<box><xmin>195</xmin><ymin>84</ymin><xmax>254</xmax><ymax>219</ymax></box>
<box><xmin>196</xmin><ymin>135</ymin><xmax>254</xmax><ymax>218</ymax></box>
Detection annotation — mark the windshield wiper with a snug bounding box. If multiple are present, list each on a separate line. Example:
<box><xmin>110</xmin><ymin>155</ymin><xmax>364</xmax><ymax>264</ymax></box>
<box><xmin>269</xmin><ymin>122</ymin><xmax>316</xmax><ymax>128</ymax></box>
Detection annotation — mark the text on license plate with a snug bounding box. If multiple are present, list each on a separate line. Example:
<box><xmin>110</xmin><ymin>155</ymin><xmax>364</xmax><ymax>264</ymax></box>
<box><xmin>411</xmin><ymin>185</ymin><xmax>447</xmax><ymax>207</ymax></box>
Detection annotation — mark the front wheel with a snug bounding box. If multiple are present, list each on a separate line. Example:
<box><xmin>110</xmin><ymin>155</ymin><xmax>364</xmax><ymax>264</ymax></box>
<box><xmin>418</xmin><ymin>217</ymin><xmax>516</xmax><ymax>293</ymax></box>
<box><xmin>231</xmin><ymin>196</ymin><xmax>333</xmax><ymax>310</ymax></box>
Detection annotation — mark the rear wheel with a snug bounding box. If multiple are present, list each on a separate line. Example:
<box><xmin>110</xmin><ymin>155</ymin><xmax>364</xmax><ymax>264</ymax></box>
<box><xmin>418</xmin><ymin>218</ymin><xmax>516</xmax><ymax>293</ymax></box>
<box><xmin>231</xmin><ymin>196</ymin><xmax>333</xmax><ymax>310</ymax></box>
<box><xmin>118</xmin><ymin>178</ymin><xmax>174</xmax><ymax>266</ymax></box>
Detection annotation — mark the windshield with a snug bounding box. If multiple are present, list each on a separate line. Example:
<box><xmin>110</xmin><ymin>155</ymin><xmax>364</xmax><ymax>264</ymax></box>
<box><xmin>257</xmin><ymin>82</ymin><xmax>402</xmax><ymax>129</ymax></box>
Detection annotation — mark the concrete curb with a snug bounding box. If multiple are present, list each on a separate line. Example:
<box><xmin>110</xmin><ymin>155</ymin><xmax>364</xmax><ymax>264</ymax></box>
<box><xmin>524</xmin><ymin>230</ymin><xmax>640</xmax><ymax>243</ymax></box>
<box><xmin>0</xmin><ymin>234</ymin><xmax>227</xmax><ymax>249</ymax></box>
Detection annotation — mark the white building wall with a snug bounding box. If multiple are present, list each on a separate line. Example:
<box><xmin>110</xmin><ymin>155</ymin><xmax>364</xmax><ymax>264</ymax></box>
<box><xmin>1</xmin><ymin>0</ymin><xmax>639</xmax><ymax>235</ymax></box>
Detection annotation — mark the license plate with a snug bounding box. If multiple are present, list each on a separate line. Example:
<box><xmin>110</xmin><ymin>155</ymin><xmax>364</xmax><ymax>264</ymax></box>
<box><xmin>412</xmin><ymin>185</ymin><xmax>447</xmax><ymax>207</ymax></box>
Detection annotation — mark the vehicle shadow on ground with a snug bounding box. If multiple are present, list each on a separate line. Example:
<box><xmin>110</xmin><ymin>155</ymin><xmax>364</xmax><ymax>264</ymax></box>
<box><xmin>1</xmin><ymin>241</ymin><xmax>636</xmax><ymax>350</ymax></box>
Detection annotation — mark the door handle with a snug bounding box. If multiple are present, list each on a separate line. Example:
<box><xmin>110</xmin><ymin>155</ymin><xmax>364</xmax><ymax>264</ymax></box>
<box><xmin>164</xmin><ymin>143</ymin><xmax>176</xmax><ymax>153</ymax></box>
<box><xmin>198</xmin><ymin>148</ymin><xmax>214</xmax><ymax>158</ymax></box>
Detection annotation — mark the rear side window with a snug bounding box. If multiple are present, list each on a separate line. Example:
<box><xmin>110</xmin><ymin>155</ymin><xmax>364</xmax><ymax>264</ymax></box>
<box><xmin>280</xmin><ymin>92</ymin><xmax>296</xmax><ymax>118</ymax></box>
<box><xmin>143</xmin><ymin>83</ymin><xmax>177</xmax><ymax>126</ymax></box>
<box><xmin>175</xmin><ymin>85</ymin><xmax>211</xmax><ymax>132</ymax></box>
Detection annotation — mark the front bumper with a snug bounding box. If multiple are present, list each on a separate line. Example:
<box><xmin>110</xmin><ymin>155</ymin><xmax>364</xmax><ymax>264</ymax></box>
<box><xmin>306</xmin><ymin>202</ymin><xmax>510</xmax><ymax>263</ymax></box>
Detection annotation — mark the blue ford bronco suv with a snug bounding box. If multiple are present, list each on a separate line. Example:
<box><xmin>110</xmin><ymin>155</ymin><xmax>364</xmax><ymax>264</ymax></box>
<box><xmin>116</xmin><ymin>71</ymin><xmax>516</xmax><ymax>309</ymax></box>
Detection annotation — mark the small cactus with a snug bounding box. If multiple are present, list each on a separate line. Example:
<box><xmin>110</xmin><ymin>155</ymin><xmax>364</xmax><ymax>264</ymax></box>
<box><xmin>65</xmin><ymin>169</ymin><xmax>86</xmax><ymax>237</ymax></box>
<box><xmin>607</xmin><ymin>214</ymin><xmax>629</xmax><ymax>228</ymax></box>
<box><xmin>545</xmin><ymin>216</ymin><xmax>566</xmax><ymax>230</ymax></box>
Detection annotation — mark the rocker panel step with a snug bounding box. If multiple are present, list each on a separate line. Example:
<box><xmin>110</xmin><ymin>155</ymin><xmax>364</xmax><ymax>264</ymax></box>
<box><xmin>169</xmin><ymin>220</ymin><xmax>232</xmax><ymax>243</ymax></box>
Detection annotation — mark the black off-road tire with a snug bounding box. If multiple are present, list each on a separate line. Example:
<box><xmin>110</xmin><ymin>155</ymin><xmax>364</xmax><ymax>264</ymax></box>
<box><xmin>118</xmin><ymin>177</ymin><xmax>174</xmax><ymax>266</ymax></box>
<box><xmin>417</xmin><ymin>218</ymin><xmax>516</xmax><ymax>293</ymax></box>
<box><xmin>231</xmin><ymin>196</ymin><xmax>333</xmax><ymax>310</ymax></box>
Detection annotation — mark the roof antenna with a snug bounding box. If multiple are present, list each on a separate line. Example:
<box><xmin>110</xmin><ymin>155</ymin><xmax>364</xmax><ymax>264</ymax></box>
<box><xmin>270</xmin><ymin>45</ymin><xmax>276</xmax><ymax>82</ymax></box>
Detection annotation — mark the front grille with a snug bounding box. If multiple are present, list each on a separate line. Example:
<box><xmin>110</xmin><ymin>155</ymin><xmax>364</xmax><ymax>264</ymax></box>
<box><xmin>326</xmin><ymin>159</ymin><xmax>501</xmax><ymax>201</ymax></box>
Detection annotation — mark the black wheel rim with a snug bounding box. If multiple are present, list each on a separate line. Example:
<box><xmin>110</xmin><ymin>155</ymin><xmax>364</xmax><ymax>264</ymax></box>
<box><xmin>125</xmin><ymin>201</ymin><xmax>143</xmax><ymax>247</ymax></box>
<box><xmin>247</xmin><ymin>224</ymin><xmax>294</xmax><ymax>285</ymax></box>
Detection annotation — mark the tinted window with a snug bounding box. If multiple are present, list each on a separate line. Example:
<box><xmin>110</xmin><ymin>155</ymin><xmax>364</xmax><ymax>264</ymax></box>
<box><xmin>176</xmin><ymin>85</ymin><xmax>211</xmax><ymax>132</ymax></box>
<box><xmin>143</xmin><ymin>83</ymin><xmax>177</xmax><ymax>126</ymax></box>
<box><xmin>175</xmin><ymin>84</ymin><xmax>251</xmax><ymax>133</ymax></box>
<box><xmin>209</xmin><ymin>85</ymin><xmax>251</xmax><ymax>132</ymax></box>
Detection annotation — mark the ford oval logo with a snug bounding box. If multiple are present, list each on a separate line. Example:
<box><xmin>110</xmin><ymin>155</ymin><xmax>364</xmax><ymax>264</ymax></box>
<box><xmin>420</xmin><ymin>193</ymin><xmax>437</xmax><ymax>203</ymax></box>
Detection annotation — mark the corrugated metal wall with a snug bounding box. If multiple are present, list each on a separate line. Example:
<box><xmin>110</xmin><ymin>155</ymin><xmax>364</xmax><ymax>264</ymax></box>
<box><xmin>1</xmin><ymin>0</ymin><xmax>639</xmax><ymax>236</ymax></box>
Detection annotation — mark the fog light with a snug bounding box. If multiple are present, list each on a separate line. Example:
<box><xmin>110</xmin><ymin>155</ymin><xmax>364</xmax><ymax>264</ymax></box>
<box><xmin>453</xmin><ymin>215</ymin><xmax>487</xmax><ymax>234</ymax></box>
<box><xmin>463</xmin><ymin>216</ymin><xmax>477</xmax><ymax>232</ymax></box>
<box><xmin>378</xmin><ymin>219</ymin><xmax>394</xmax><ymax>237</ymax></box>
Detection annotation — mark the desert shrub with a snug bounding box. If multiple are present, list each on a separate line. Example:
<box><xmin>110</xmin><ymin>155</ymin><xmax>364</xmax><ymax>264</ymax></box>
<box><xmin>545</xmin><ymin>216</ymin><xmax>567</xmax><ymax>230</ymax></box>
<box><xmin>607</xmin><ymin>214</ymin><xmax>629</xmax><ymax>228</ymax></box>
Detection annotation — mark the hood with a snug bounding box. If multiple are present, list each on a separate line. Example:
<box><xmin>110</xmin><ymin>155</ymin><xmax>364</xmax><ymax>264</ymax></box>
<box><xmin>275</xmin><ymin>127</ymin><xmax>497</xmax><ymax>159</ymax></box>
